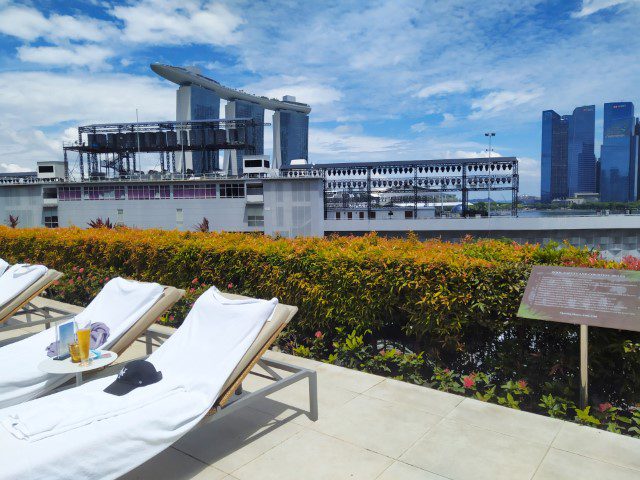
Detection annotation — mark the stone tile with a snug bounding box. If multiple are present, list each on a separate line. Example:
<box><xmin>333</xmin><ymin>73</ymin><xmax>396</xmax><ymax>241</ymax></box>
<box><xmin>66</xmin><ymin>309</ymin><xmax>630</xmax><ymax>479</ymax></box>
<box><xmin>553</xmin><ymin>422</ymin><xmax>640</xmax><ymax>471</ymax></box>
<box><xmin>533</xmin><ymin>448</ymin><xmax>640</xmax><ymax>480</ymax></box>
<box><xmin>364</xmin><ymin>378</ymin><xmax>463</xmax><ymax>416</ymax></box>
<box><xmin>312</xmin><ymin>362</ymin><xmax>385</xmax><ymax>394</ymax></box>
<box><xmin>312</xmin><ymin>394</ymin><xmax>443</xmax><ymax>458</ymax></box>
<box><xmin>174</xmin><ymin>407</ymin><xmax>302</xmax><ymax>474</ymax></box>
<box><xmin>243</xmin><ymin>368</ymin><xmax>358</xmax><ymax>427</ymax></box>
<box><xmin>120</xmin><ymin>446</ymin><xmax>226</xmax><ymax>480</ymax></box>
<box><xmin>447</xmin><ymin>398</ymin><xmax>563</xmax><ymax>445</ymax></box>
<box><xmin>400</xmin><ymin>419</ymin><xmax>548</xmax><ymax>480</ymax></box>
<box><xmin>377</xmin><ymin>462</ymin><xmax>450</xmax><ymax>480</ymax></box>
<box><xmin>233</xmin><ymin>429</ymin><xmax>393</xmax><ymax>480</ymax></box>
<box><xmin>262</xmin><ymin>349</ymin><xmax>324</xmax><ymax>370</ymax></box>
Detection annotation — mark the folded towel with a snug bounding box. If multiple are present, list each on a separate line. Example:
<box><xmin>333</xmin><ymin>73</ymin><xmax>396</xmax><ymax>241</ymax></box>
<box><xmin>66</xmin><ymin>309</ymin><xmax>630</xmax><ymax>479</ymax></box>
<box><xmin>1</xmin><ymin>380</ymin><xmax>185</xmax><ymax>442</ymax></box>
<box><xmin>45</xmin><ymin>322</ymin><xmax>111</xmax><ymax>358</ymax></box>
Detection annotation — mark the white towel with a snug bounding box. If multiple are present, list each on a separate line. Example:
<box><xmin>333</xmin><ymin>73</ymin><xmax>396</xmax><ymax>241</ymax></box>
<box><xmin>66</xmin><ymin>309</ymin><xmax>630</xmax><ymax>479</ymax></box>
<box><xmin>0</xmin><ymin>286</ymin><xmax>276</xmax><ymax>480</ymax></box>
<box><xmin>2</xmin><ymin>382</ymin><xmax>185</xmax><ymax>442</ymax></box>
<box><xmin>0</xmin><ymin>258</ymin><xmax>8</xmax><ymax>276</ymax></box>
<box><xmin>0</xmin><ymin>264</ymin><xmax>47</xmax><ymax>309</ymax></box>
<box><xmin>0</xmin><ymin>277</ymin><xmax>164</xmax><ymax>408</ymax></box>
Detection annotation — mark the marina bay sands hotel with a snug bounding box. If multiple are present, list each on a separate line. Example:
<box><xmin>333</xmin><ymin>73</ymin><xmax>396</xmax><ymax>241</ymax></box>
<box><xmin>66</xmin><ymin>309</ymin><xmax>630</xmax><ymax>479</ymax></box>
<box><xmin>150</xmin><ymin>63</ymin><xmax>310</xmax><ymax>175</ymax></box>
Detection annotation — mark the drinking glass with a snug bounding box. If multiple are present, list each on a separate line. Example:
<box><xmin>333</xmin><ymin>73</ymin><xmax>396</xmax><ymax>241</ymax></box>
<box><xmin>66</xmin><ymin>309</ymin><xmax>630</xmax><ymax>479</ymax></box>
<box><xmin>69</xmin><ymin>343</ymin><xmax>81</xmax><ymax>363</ymax></box>
<box><xmin>77</xmin><ymin>328</ymin><xmax>92</xmax><ymax>366</ymax></box>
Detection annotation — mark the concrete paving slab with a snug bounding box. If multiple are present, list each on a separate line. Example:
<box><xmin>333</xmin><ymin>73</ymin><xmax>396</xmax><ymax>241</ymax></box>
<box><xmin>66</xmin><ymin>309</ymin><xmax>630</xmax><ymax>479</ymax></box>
<box><xmin>364</xmin><ymin>378</ymin><xmax>463</xmax><ymax>416</ymax></box>
<box><xmin>121</xmin><ymin>446</ymin><xmax>227</xmax><ymax>480</ymax></box>
<box><xmin>553</xmin><ymin>422</ymin><xmax>640</xmax><ymax>471</ymax></box>
<box><xmin>376</xmin><ymin>461</ymin><xmax>451</xmax><ymax>480</ymax></box>
<box><xmin>174</xmin><ymin>407</ymin><xmax>303</xmax><ymax>474</ymax></box>
<box><xmin>400</xmin><ymin>419</ymin><xmax>548</xmax><ymax>480</ymax></box>
<box><xmin>533</xmin><ymin>448</ymin><xmax>640</xmax><ymax>480</ymax></box>
<box><xmin>447</xmin><ymin>397</ymin><xmax>563</xmax><ymax>445</ymax></box>
<box><xmin>233</xmin><ymin>429</ymin><xmax>393</xmax><ymax>480</ymax></box>
<box><xmin>311</xmin><ymin>394</ymin><xmax>443</xmax><ymax>458</ymax></box>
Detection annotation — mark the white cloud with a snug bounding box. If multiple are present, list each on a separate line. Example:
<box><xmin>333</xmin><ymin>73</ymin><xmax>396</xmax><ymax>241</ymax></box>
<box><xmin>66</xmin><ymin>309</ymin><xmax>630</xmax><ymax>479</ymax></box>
<box><xmin>572</xmin><ymin>0</ymin><xmax>637</xmax><ymax>17</ymax></box>
<box><xmin>111</xmin><ymin>1</ymin><xmax>243</xmax><ymax>46</ymax></box>
<box><xmin>416</xmin><ymin>81</ymin><xmax>468</xmax><ymax>99</ymax></box>
<box><xmin>17</xmin><ymin>45</ymin><xmax>115</xmax><ymax>69</ymax></box>
<box><xmin>470</xmin><ymin>89</ymin><xmax>543</xmax><ymax>119</ymax></box>
<box><xmin>411</xmin><ymin>122</ymin><xmax>428</xmax><ymax>133</ymax></box>
<box><xmin>440</xmin><ymin>113</ymin><xmax>455</xmax><ymax>126</ymax></box>
<box><xmin>0</xmin><ymin>70</ymin><xmax>175</xmax><ymax>170</ymax></box>
<box><xmin>310</xmin><ymin>127</ymin><xmax>403</xmax><ymax>158</ymax></box>
<box><xmin>0</xmin><ymin>5</ymin><xmax>116</xmax><ymax>43</ymax></box>
<box><xmin>0</xmin><ymin>162</ymin><xmax>32</xmax><ymax>173</ymax></box>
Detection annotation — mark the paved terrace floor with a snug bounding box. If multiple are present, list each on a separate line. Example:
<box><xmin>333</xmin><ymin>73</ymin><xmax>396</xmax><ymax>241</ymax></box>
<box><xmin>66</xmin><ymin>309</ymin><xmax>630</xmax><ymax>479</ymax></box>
<box><xmin>3</xmin><ymin>298</ymin><xmax>640</xmax><ymax>480</ymax></box>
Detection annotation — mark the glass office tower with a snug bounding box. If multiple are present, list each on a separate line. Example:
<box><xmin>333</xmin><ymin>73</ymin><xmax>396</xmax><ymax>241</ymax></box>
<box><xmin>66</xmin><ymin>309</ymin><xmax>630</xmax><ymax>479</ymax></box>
<box><xmin>176</xmin><ymin>84</ymin><xmax>220</xmax><ymax>173</ymax></box>
<box><xmin>567</xmin><ymin>105</ymin><xmax>596</xmax><ymax>196</ymax></box>
<box><xmin>600</xmin><ymin>102</ymin><xmax>639</xmax><ymax>202</ymax></box>
<box><xmin>273</xmin><ymin>110</ymin><xmax>309</xmax><ymax>168</ymax></box>
<box><xmin>540</xmin><ymin>110</ymin><xmax>569</xmax><ymax>202</ymax></box>
<box><xmin>224</xmin><ymin>100</ymin><xmax>264</xmax><ymax>175</ymax></box>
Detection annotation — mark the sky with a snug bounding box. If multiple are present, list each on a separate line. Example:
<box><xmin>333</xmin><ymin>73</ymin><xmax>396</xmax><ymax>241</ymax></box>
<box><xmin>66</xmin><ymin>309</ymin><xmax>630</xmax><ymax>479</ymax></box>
<box><xmin>0</xmin><ymin>0</ymin><xmax>638</xmax><ymax>195</ymax></box>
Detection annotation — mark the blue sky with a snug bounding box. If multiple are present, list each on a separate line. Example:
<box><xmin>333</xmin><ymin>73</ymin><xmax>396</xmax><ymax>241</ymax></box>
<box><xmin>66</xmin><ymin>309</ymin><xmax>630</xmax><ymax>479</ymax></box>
<box><xmin>0</xmin><ymin>0</ymin><xmax>638</xmax><ymax>195</ymax></box>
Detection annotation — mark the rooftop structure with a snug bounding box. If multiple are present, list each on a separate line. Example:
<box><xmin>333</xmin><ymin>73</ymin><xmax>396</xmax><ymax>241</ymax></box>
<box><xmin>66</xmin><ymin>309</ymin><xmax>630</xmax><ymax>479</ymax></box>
<box><xmin>151</xmin><ymin>64</ymin><xmax>311</xmax><ymax>114</ymax></box>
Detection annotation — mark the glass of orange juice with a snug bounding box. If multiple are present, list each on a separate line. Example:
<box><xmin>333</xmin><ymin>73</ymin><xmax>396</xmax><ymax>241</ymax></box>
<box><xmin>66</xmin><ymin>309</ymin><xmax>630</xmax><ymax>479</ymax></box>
<box><xmin>77</xmin><ymin>328</ymin><xmax>92</xmax><ymax>366</ymax></box>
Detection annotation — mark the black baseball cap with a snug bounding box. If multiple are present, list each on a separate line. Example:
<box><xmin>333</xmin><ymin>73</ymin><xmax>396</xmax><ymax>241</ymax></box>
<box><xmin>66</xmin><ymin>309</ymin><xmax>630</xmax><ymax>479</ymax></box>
<box><xmin>104</xmin><ymin>360</ymin><xmax>163</xmax><ymax>396</ymax></box>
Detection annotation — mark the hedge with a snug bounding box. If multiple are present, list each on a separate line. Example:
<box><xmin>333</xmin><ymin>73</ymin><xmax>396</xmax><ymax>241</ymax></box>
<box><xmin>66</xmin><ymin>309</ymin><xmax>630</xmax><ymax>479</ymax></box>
<box><xmin>2</xmin><ymin>226</ymin><xmax>640</xmax><ymax>406</ymax></box>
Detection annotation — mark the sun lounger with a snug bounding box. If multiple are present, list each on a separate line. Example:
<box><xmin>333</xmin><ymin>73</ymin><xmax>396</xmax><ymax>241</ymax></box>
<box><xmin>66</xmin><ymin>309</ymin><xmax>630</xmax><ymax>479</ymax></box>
<box><xmin>0</xmin><ymin>277</ymin><xmax>184</xmax><ymax>409</ymax></box>
<box><xmin>0</xmin><ymin>258</ymin><xmax>8</xmax><ymax>276</ymax></box>
<box><xmin>0</xmin><ymin>286</ymin><xmax>317</xmax><ymax>480</ymax></box>
<box><xmin>0</xmin><ymin>264</ymin><xmax>64</xmax><ymax>332</ymax></box>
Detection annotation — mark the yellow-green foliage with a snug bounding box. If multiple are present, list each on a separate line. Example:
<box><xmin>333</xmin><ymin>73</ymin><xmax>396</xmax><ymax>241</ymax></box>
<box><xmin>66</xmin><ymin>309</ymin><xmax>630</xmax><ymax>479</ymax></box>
<box><xmin>0</xmin><ymin>226</ymin><xmax>618</xmax><ymax>340</ymax></box>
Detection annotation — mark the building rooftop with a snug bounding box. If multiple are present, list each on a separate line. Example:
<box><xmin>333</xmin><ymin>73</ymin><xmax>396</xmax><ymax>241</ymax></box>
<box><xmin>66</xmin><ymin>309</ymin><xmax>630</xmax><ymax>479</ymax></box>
<box><xmin>3</xmin><ymin>297</ymin><xmax>640</xmax><ymax>480</ymax></box>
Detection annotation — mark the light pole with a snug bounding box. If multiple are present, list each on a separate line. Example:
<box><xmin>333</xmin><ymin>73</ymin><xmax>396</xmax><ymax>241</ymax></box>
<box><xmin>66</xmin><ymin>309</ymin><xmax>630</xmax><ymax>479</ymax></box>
<box><xmin>484</xmin><ymin>132</ymin><xmax>495</xmax><ymax>217</ymax></box>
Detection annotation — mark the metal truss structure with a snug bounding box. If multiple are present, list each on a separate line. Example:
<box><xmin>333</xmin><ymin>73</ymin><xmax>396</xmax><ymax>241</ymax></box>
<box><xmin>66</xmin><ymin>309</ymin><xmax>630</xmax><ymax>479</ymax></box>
<box><xmin>282</xmin><ymin>157</ymin><xmax>519</xmax><ymax>217</ymax></box>
<box><xmin>63</xmin><ymin>118</ymin><xmax>269</xmax><ymax>179</ymax></box>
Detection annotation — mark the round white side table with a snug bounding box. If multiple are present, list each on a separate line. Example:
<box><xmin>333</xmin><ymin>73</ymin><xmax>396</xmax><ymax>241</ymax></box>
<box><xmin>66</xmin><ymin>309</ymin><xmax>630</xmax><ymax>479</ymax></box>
<box><xmin>38</xmin><ymin>351</ymin><xmax>118</xmax><ymax>386</ymax></box>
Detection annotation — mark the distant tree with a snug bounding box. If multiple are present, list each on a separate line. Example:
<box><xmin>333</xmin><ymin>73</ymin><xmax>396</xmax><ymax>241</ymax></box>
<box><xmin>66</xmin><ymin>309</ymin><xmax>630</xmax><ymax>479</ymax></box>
<box><xmin>87</xmin><ymin>217</ymin><xmax>114</xmax><ymax>229</ymax></box>
<box><xmin>8</xmin><ymin>214</ymin><xmax>19</xmax><ymax>228</ymax></box>
<box><xmin>194</xmin><ymin>217</ymin><xmax>210</xmax><ymax>232</ymax></box>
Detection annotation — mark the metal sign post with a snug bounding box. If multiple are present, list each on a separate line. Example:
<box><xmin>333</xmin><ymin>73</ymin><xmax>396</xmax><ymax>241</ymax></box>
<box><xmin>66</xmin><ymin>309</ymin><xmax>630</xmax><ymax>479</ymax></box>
<box><xmin>518</xmin><ymin>266</ymin><xmax>640</xmax><ymax>410</ymax></box>
<box><xmin>580</xmin><ymin>324</ymin><xmax>588</xmax><ymax>409</ymax></box>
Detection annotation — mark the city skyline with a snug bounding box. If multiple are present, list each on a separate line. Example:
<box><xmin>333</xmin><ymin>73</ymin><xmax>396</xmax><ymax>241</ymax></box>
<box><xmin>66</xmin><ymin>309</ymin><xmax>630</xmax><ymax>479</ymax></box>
<box><xmin>0</xmin><ymin>0</ymin><xmax>639</xmax><ymax>195</ymax></box>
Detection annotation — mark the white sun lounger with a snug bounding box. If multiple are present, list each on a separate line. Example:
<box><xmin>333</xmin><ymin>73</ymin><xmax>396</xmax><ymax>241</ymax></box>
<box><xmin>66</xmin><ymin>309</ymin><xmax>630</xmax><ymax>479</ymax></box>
<box><xmin>0</xmin><ymin>286</ymin><xmax>316</xmax><ymax>480</ymax></box>
<box><xmin>0</xmin><ymin>258</ymin><xmax>8</xmax><ymax>276</ymax></box>
<box><xmin>0</xmin><ymin>264</ymin><xmax>64</xmax><ymax>332</ymax></box>
<box><xmin>0</xmin><ymin>277</ymin><xmax>184</xmax><ymax>409</ymax></box>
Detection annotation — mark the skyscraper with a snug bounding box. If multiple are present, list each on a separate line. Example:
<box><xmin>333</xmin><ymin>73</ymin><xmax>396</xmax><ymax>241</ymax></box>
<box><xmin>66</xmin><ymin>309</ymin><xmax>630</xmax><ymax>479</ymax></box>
<box><xmin>540</xmin><ymin>105</ymin><xmax>596</xmax><ymax>201</ymax></box>
<box><xmin>567</xmin><ymin>105</ymin><xmax>596</xmax><ymax>196</ymax></box>
<box><xmin>600</xmin><ymin>102</ymin><xmax>639</xmax><ymax>202</ymax></box>
<box><xmin>176</xmin><ymin>81</ymin><xmax>220</xmax><ymax>174</ymax></box>
<box><xmin>273</xmin><ymin>109</ymin><xmax>309</xmax><ymax>169</ymax></box>
<box><xmin>540</xmin><ymin>110</ymin><xmax>569</xmax><ymax>202</ymax></box>
<box><xmin>224</xmin><ymin>100</ymin><xmax>264</xmax><ymax>176</ymax></box>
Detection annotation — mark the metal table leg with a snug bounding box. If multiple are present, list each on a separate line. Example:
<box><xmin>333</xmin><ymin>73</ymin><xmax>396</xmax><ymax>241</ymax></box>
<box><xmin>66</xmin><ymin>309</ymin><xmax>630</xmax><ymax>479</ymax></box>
<box><xmin>75</xmin><ymin>372</ymin><xmax>83</xmax><ymax>387</ymax></box>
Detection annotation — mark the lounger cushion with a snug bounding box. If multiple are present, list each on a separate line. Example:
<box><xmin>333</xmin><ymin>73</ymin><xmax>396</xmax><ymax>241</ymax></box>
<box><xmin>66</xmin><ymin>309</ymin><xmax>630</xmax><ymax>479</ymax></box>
<box><xmin>0</xmin><ymin>269</ymin><xmax>63</xmax><ymax>324</ymax></box>
<box><xmin>0</xmin><ymin>258</ymin><xmax>8</xmax><ymax>276</ymax></box>
<box><xmin>0</xmin><ymin>265</ymin><xmax>47</xmax><ymax>311</ymax></box>
<box><xmin>0</xmin><ymin>286</ymin><xmax>276</xmax><ymax>480</ymax></box>
<box><xmin>0</xmin><ymin>278</ymin><xmax>164</xmax><ymax>408</ymax></box>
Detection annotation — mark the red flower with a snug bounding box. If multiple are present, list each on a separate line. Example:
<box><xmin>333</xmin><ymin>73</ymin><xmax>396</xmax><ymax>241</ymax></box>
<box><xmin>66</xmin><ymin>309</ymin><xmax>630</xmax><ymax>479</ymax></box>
<box><xmin>227</xmin><ymin>282</ymin><xmax>234</xmax><ymax>289</ymax></box>
<box><xmin>104</xmin><ymin>277</ymin><xmax>110</xmax><ymax>283</ymax></box>
<box><xmin>517</xmin><ymin>380</ymin><xmax>528</xmax><ymax>389</ymax></box>
<box><xmin>598</xmin><ymin>402</ymin><xmax>613</xmax><ymax>413</ymax></box>
<box><xmin>462</xmin><ymin>375</ymin><xmax>476</xmax><ymax>389</ymax></box>
<box><xmin>192</xmin><ymin>278</ymin><xmax>199</xmax><ymax>284</ymax></box>
<box><xmin>79</xmin><ymin>268</ymin><xmax>84</xmax><ymax>273</ymax></box>
<box><xmin>444</xmin><ymin>368</ymin><xmax>451</xmax><ymax>374</ymax></box>
<box><xmin>68</xmin><ymin>279</ymin><xmax>74</xmax><ymax>285</ymax></box>
<box><xmin>314</xmin><ymin>331</ymin><xmax>323</xmax><ymax>339</ymax></box>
